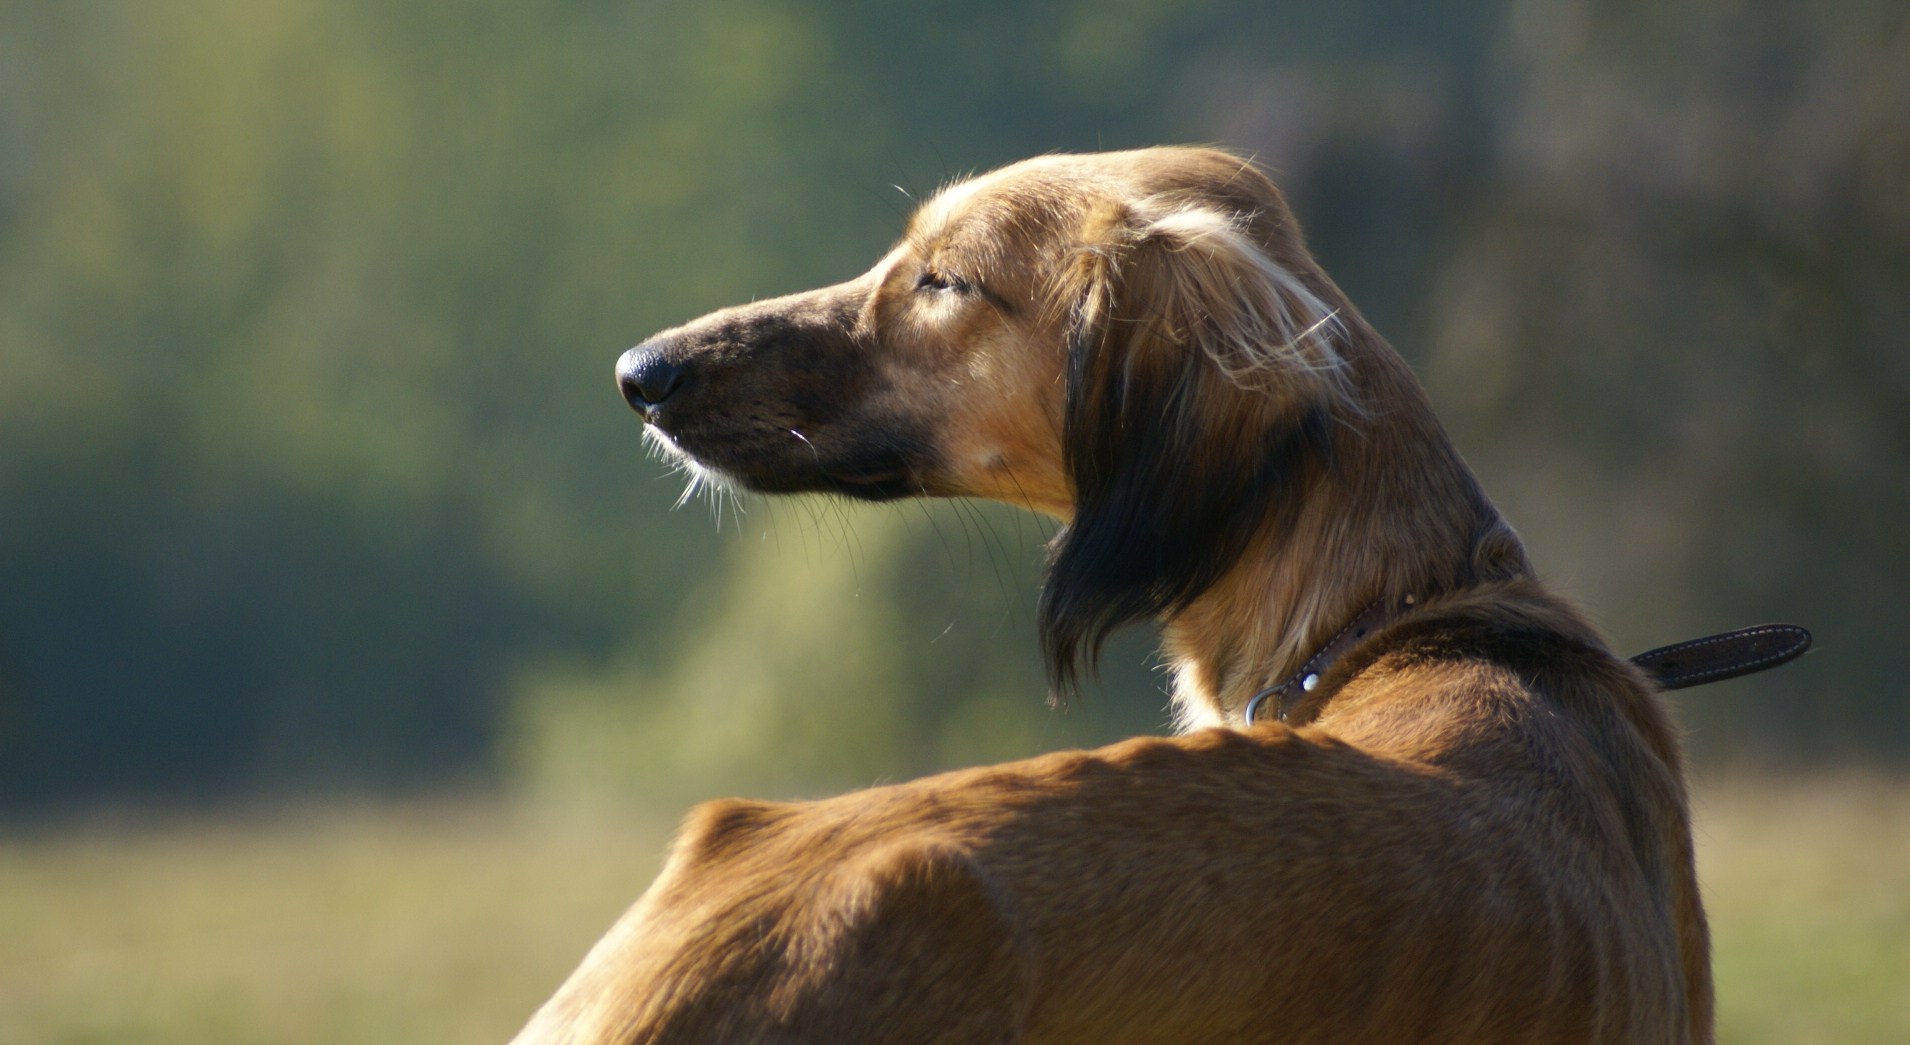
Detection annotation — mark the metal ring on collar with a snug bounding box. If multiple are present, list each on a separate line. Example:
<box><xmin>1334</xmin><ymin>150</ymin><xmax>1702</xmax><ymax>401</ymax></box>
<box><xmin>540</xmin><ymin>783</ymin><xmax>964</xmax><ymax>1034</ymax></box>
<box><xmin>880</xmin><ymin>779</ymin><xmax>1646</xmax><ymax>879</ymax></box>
<box><xmin>1244</xmin><ymin>687</ymin><xmax>1278</xmax><ymax>725</ymax></box>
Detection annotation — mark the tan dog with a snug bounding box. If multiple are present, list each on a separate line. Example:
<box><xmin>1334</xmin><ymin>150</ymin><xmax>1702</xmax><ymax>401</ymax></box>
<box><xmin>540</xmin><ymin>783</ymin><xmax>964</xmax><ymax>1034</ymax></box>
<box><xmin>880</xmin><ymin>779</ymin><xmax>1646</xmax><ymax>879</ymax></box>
<box><xmin>514</xmin><ymin>148</ymin><xmax>1709</xmax><ymax>1043</ymax></box>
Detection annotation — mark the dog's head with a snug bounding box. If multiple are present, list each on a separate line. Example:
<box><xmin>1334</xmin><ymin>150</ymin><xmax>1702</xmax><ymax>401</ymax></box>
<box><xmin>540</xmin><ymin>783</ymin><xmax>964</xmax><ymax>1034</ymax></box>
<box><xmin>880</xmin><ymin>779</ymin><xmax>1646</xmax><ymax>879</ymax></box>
<box><xmin>620</xmin><ymin>148</ymin><xmax>1361</xmax><ymax>692</ymax></box>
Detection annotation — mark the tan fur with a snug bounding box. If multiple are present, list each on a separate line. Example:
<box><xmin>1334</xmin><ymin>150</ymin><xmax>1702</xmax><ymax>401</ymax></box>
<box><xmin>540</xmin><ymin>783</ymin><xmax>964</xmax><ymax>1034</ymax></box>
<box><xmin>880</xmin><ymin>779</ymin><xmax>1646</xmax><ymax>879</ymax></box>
<box><xmin>519</xmin><ymin>148</ymin><xmax>1711</xmax><ymax>1043</ymax></box>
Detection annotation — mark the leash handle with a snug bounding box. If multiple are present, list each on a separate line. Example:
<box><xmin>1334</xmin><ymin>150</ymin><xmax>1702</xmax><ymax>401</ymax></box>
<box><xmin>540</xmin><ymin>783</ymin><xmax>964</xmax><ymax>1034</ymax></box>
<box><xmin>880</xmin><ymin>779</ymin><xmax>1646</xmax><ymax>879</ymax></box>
<box><xmin>1629</xmin><ymin>624</ymin><xmax>1812</xmax><ymax>691</ymax></box>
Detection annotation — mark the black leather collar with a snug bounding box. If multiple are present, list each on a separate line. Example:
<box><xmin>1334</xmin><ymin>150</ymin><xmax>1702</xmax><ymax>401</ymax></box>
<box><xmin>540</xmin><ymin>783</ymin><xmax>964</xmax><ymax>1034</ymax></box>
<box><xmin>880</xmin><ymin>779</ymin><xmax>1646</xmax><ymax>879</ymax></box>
<box><xmin>1243</xmin><ymin>603</ymin><xmax>1812</xmax><ymax>726</ymax></box>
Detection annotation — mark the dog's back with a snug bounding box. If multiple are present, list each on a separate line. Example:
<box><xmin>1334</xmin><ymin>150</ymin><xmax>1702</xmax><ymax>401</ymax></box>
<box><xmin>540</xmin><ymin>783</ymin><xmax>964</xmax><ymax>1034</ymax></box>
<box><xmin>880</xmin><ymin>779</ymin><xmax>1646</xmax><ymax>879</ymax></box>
<box><xmin>517</xmin><ymin>581</ymin><xmax>1705</xmax><ymax>1044</ymax></box>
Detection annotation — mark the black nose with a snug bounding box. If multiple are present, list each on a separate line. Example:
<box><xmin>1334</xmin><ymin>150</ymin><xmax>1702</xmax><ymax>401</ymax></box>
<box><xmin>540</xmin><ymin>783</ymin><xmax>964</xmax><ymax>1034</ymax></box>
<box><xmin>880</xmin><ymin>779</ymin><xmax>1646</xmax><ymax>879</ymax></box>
<box><xmin>617</xmin><ymin>345</ymin><xmax>686</xmax><ymax>415</ymax></box>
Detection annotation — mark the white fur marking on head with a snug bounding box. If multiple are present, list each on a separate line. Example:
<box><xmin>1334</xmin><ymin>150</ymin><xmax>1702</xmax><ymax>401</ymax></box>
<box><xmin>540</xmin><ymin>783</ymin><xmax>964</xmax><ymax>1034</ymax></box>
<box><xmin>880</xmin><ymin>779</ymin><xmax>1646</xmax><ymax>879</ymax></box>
<box><xmin>914</xmin><ymin>176</ymin><xmax>988</xmax><ymax>241</ymax></box>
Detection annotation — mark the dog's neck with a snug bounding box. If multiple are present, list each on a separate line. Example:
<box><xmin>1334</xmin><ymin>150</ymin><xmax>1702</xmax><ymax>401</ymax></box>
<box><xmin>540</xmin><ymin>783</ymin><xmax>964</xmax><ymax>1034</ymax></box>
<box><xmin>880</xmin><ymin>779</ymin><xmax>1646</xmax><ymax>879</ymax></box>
<box><xmin>1158</xmin><ymin>317</ymin><xmax>1532</xmax><ymax>730</ymax></box>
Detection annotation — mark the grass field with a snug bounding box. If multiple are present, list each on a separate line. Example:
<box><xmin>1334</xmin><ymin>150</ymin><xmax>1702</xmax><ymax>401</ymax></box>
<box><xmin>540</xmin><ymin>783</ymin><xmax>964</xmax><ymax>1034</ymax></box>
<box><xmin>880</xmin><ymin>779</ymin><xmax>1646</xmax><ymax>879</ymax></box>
<box><xmin>1696</xmin><ymin>775</ymin><xmax>1910</xmax><ymax>1044</ymax></box>
<box><xmin>2</xmin><ymin>775</ymin><xmax>1905</xmax><ymax>1044</ymax></box>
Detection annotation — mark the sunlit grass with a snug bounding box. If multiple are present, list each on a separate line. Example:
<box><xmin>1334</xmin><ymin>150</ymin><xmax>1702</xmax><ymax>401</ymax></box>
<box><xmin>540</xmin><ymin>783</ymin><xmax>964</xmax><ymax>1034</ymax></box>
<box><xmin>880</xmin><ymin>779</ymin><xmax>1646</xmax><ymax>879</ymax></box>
<box><xmin>0</xmin><ymin>803</ymin><xmax>675</xmax><ymax>1045</ymax></box>
<box><xmin>1696</xmin><ymin>774</ymin><xmax>1910</xmax><ymax>1045</ymax></box>
<box><xmin>0</xmin><ymin>775</ymin><xmax>1904</xmax><ymax>1043</ymax></box>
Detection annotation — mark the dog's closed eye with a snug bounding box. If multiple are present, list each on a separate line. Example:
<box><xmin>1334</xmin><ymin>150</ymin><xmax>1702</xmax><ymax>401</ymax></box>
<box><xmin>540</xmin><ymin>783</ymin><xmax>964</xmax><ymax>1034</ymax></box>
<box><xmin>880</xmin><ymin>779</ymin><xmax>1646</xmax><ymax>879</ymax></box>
<box><xmin>915</xmin><ymin>270</ymin><xmax>972</xmax><ymax>294</ymax></box>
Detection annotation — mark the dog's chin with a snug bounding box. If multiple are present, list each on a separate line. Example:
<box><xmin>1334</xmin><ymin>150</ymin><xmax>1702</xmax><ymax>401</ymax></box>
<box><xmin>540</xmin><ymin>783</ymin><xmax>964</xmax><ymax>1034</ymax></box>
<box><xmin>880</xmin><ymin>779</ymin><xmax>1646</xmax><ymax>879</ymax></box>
<box><xmin>732</xmin><ymin>458</ymin><xmax>925</xmax><ymax>502</ymax></box>
<box><xmin>644</xmin><ymin>425</ymin><xmax>926</xmax><ymax>503</ymax></box>
<box><xmin>811</xmin><ymin>470</ymin><xmax>923</xmax><ymax>502</ymax></box>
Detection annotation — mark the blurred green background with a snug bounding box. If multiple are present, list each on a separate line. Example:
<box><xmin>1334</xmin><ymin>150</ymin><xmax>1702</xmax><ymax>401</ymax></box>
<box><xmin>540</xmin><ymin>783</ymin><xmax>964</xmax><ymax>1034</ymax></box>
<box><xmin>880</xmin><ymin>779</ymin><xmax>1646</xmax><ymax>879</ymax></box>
<box><xmin>0</xmin><ymin>0</ymin><xmax>1906</xmax><ymax>1040</ymax></box>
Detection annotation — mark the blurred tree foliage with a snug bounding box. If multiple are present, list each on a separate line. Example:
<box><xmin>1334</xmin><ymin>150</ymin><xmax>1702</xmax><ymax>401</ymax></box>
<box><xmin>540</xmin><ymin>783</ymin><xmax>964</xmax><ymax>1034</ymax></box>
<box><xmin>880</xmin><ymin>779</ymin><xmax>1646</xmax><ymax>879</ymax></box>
<box><xmin>0</xmin><ymin>0</ymin><xmax>1901</xmax><ymax>808</ymax></box>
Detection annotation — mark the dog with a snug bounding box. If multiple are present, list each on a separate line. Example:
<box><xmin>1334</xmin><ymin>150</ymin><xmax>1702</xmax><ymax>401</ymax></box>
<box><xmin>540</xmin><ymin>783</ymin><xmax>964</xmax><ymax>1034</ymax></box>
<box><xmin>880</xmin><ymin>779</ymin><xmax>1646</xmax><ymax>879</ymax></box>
<box><xmin>513</xmin><ymin>147</ymin><xmax>1711</xmax><ymax>1043</ymax></box>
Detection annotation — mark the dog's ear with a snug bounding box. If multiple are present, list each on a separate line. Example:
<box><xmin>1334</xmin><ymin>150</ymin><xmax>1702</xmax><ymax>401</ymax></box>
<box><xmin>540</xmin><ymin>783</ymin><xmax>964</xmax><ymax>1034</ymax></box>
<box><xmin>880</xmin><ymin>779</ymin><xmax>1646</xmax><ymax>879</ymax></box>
<box><xmin>1039</xmin><ymin>200</ymin><xmax>1351</xmax><ymax>698</ymax></box>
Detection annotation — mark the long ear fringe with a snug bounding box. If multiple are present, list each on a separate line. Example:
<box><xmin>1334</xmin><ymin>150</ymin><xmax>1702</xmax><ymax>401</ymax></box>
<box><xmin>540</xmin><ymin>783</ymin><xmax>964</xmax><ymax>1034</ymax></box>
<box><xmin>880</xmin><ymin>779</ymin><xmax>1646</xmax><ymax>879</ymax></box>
<box><xmin>1038</xmin><ymin>200</ymin><xmax>1347</xmax><ymax>699</ymax></box>
<box><xmin>1132</xmin><ymin>202</ymin><xmax>1352</xmax><ymax>402</ymax></box>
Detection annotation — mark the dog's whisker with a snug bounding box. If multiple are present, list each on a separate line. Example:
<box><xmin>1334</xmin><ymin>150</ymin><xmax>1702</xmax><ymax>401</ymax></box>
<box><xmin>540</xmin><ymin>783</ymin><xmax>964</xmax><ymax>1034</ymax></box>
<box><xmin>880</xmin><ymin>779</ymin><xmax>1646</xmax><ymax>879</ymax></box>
<box><xmin>672</xmin><ymin>472</ymin><xmax>701</xmax><ymax>511</ymax></box>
